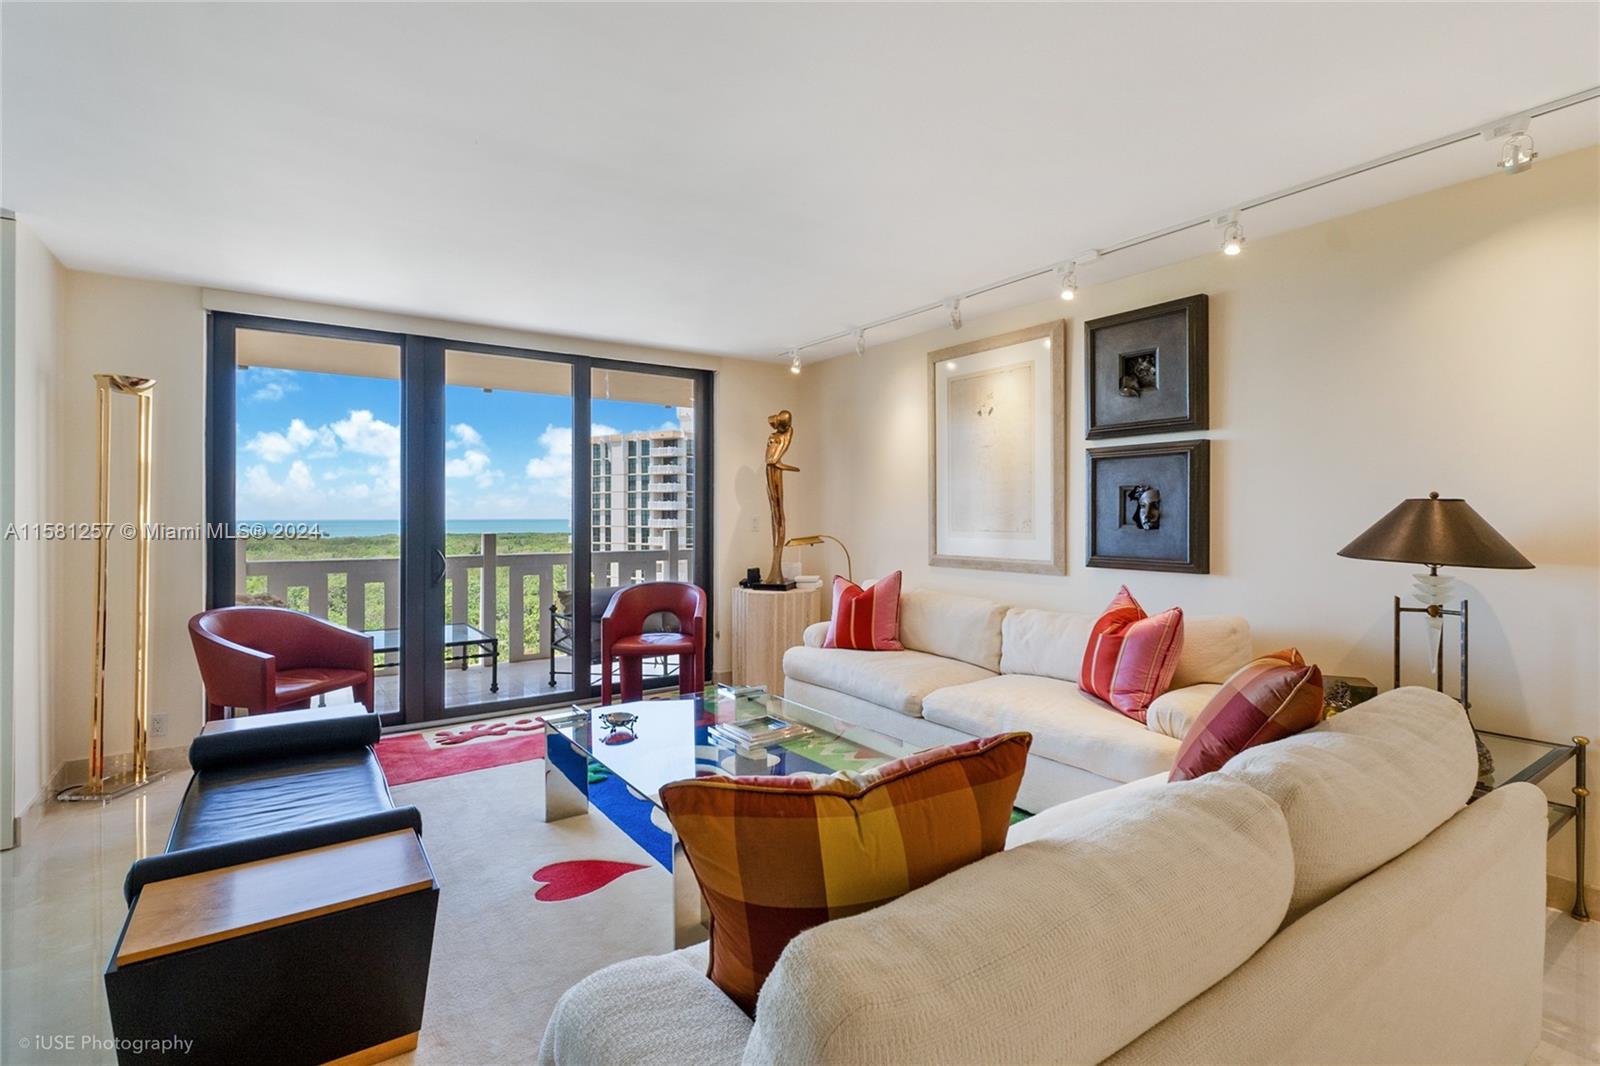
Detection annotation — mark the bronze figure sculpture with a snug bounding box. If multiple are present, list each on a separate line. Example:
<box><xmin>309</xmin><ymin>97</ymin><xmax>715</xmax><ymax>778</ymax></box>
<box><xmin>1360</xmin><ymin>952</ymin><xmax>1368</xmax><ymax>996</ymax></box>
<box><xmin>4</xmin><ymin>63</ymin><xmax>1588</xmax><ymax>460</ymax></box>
<box><xmin>764</xmin><ymin>409</ymin><xmax>798</xmax><ymax>586</ymax></box>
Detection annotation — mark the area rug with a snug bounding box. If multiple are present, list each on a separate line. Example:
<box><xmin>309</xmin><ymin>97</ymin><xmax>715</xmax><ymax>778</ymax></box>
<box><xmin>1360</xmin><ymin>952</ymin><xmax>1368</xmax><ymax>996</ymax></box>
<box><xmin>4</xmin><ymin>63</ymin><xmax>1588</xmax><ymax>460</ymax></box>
<box><xmin>384</xmin><ymin>760</ymin><xmax>675</xmax><ymax>1064</ymax></box>
<box><xmin>376</xmin><ymin>717</ymin><xmax>547</xmax><ymax>784</ymax></box>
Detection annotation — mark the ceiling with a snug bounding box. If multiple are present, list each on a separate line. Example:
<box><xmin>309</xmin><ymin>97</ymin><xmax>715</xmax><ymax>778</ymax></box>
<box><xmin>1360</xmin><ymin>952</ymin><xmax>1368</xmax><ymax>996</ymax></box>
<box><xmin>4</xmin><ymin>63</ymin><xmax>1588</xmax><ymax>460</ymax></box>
<box><xmin>4</xmin><ymin>3</ymin><xmax>1597</xmax><ymax>362</ymax></box>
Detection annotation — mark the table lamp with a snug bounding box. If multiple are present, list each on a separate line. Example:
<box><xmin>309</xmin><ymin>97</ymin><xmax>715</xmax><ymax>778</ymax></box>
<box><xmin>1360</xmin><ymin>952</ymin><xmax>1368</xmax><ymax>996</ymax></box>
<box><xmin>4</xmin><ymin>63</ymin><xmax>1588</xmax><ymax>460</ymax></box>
<box><xmin>785</xmin><ymin>534</ymin><xmax>853</xmax><ymax>584</ymax></box>
<box><xmin>1338</xmin><ymin>492</ymin><xmax>1533</xmax><ymax>778</ymax></box>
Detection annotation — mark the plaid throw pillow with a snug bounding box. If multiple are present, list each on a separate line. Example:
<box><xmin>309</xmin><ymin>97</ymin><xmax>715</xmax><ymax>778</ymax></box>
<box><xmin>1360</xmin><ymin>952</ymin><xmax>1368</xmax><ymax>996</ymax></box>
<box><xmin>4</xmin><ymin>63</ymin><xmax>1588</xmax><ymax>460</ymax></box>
<box><xmin>1170</xmin><ymin>648</ymin><xmax>1324</xmax><ymax>781</ymax></box>
<box><xmin>1079</xmin><ymin>586</ymin><xmax>1185</xmax><ymax>721</ymax></box>
<box><xmin>823</xmin><ymin>570</ymin><xmax>904</xmax><ymax>651</ymax></box>
<box><xmin>659</xmin><ymin>731</ymin><xmax>1031</xmax><ymax>1013</ymax></box>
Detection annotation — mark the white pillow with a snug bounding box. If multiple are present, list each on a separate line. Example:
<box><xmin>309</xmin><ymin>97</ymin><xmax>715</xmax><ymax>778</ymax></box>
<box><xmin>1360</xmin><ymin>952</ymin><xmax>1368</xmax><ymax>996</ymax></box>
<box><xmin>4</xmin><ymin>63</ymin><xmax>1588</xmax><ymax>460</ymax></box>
<box><xmin>1145</xmin><ymin>684</ymin><xmax>1222</xmax><ymax>740</ymax></box>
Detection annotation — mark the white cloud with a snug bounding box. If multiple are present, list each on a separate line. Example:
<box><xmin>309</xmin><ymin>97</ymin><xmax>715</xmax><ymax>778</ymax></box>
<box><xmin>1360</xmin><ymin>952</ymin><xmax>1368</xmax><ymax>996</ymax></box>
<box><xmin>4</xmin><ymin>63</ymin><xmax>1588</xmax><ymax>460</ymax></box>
<box><xmin>590</xmin><ymin>423</ymin><xmax>619</xmax><ymax>439</ymax></box>
<box><xmin>246</xmin><ymin>368</ymin><xmax>301</xmax><ymax>403</ymax></box>
<box><xmin>241</xmin><ymin>460</ymin><xmax>318</xmax><ymax>502</ymax></box>
<box><xmin>244</xmin><ymin>418</ymin><xmax>335</xmax><ymax>463</ymax></box>
<box><xmin>449</xmin><ymin>423</ymin><xmax>484</xmax><ymax>450</ymax></box>
<box><xmin>331</xmin><ymin>409</ymin><xmax>400</xmax><ymax>459</ymax></box>
<box><xmin>446</xmin><ymin>449</ymin><xmax>491</xmax><ymax>479</ymax></box>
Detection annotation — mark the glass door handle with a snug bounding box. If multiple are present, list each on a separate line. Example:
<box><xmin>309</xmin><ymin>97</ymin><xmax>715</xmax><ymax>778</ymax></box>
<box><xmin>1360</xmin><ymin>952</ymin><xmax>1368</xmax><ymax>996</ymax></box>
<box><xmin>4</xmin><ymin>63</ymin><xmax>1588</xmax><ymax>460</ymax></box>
<box><xmin>432</xmin><ymin>547</ymin><xmax>446</xmax><ymax>586</ymax></box>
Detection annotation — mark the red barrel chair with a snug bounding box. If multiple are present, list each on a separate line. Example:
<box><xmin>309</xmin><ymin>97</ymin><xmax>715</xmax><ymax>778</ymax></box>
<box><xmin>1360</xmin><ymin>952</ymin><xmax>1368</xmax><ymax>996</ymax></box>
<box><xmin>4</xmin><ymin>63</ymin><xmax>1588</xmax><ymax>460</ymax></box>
<box><xmin>189</xmin><ymin>606</ymin><xmax>376</xmax><ymax>721</ymax></box>
<box><xmin>599</xmin><ymin>582</ymin><xmax>707</xmax><ymax>705</ymax></box>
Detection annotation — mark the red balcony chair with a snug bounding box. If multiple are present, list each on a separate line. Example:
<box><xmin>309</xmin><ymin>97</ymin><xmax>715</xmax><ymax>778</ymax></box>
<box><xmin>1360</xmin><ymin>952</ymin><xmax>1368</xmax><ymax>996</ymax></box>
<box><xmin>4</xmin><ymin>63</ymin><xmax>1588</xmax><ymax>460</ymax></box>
<box><xmin>600</xmin><ymin>582</ymin><xmax>706</xmax><ymax>705</ymax></box>
<box><xmin>189</xmin><ymin>606</ymin><xmax>376</xmax><ymax>722</ymax></box>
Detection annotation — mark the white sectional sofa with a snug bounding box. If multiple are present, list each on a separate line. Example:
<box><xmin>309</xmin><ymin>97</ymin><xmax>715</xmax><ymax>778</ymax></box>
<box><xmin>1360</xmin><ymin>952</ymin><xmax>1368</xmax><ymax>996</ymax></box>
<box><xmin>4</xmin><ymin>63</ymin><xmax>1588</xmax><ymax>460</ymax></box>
<box><xmin>782</xmin><ymin>589</ymin><xmax>1254</xmax><ymax>811</ymax></box>
<box><xmin>541</xmin><ymin>689</ymin><xmax>1547</xmax><ymax>1065</ymax></box>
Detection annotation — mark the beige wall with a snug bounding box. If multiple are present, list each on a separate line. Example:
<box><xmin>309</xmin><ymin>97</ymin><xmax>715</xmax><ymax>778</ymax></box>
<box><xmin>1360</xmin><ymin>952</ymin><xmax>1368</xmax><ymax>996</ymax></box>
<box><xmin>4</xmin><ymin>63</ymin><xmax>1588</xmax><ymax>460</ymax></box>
<box><xmin>801</xmin><ymin>146</ymin><xmax>1600</xmax><ymax>888</ymax></box>
<box><xmin>9</xmin><ymin>220</ymin><xmax>66</xmax><ymax>813</ymax></box>
<box><xmin>31</xmin><ymin>280</ymin><xmax>806</xmax><ymax>802</ymax></box>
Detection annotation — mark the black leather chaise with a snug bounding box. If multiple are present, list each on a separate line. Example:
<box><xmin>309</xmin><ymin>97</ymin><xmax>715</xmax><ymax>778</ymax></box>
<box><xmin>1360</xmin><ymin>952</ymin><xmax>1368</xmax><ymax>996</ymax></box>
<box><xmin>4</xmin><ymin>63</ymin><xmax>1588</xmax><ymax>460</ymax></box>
<box><xmin>105</xmin><ymin>705</ymin><xmax>439</xmax><ymax>1066</ymax></box>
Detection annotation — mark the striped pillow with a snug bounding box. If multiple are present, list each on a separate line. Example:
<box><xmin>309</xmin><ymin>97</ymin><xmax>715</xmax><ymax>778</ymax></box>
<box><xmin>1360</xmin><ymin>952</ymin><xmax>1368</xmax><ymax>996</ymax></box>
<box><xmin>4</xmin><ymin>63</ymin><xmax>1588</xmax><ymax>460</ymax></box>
<box><xmin>1170</xmin><ymin>648</ymin><xmax>1324</xmax><ymax>781</ymax></box>
<box><xmin>659</xmin><ymin>731</ymin><xmax>1031</xmax><ymax>1013</ymax></box>
<box><xmin>1079</xmin><ymin>586</ymin><xmax>1185</xmax><ymax>721</ymax></box>
<box><xmin>823</xmin><ymin>571</ymin><xmax>904</xmax><ymax>651</ymax></box>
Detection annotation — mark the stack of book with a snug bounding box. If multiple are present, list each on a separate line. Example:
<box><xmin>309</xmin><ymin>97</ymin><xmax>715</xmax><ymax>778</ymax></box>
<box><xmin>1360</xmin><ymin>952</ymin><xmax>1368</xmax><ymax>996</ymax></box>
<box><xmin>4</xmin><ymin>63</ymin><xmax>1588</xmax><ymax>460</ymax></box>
<box><xmin>707</xmin><ymin>714</ymin><xmax>812</xmax><ymax>750</ymax></box>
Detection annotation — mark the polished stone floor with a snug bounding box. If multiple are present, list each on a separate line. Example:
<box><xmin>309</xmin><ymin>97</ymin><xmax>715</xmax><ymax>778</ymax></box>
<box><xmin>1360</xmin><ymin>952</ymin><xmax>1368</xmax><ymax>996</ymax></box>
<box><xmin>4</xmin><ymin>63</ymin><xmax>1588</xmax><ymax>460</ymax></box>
<box><xmin>2</xmin><ymin>760</ymin><xmax>1596</xmax><ymax>1064</ymax></box>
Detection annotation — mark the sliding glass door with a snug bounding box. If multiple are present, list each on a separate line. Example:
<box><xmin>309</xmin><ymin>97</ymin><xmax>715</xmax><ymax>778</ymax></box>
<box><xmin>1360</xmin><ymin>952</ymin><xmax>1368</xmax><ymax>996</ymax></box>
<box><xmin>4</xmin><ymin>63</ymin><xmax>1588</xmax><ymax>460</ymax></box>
<box><xmin>207</xmin><ymin>313</ymin><xmax>712</xmax><ymax>726</ymax></box>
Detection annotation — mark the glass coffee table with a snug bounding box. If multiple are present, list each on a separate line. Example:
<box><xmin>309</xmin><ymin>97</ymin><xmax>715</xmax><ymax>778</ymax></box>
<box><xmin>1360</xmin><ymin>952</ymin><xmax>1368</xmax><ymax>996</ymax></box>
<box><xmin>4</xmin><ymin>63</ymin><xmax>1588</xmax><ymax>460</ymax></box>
<box><xmin>538</xmin><ymin>685</ymin><xmax>922</xmax><ymax>947</ymax></box>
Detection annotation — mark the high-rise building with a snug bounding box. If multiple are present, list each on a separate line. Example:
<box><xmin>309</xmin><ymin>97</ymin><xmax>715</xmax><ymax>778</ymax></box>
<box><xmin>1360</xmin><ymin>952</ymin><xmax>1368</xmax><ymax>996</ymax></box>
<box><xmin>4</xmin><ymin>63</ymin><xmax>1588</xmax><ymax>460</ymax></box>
<box><xmin>589</xmin><ymin>409</ymin><xmax>695</xmax><ymax>553</ymax></box>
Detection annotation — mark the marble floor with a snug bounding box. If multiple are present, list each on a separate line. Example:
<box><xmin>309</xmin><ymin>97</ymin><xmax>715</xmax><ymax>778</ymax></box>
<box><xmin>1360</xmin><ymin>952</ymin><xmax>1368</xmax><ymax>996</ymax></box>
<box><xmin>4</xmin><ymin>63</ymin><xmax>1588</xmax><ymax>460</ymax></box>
<box><xmin>2</xmin><ymin>758</ymin><xmax>1596</xmax><ymax>1064</ymax></box>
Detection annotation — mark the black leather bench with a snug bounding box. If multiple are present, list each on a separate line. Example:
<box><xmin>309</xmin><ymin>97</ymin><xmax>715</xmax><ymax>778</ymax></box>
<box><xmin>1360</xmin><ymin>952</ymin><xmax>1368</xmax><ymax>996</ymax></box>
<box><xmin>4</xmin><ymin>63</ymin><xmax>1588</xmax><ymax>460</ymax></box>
<box><xmin>105</xmin><ymin>705</ymin><xmax>439</xmax><ymax>1065</ymax></box>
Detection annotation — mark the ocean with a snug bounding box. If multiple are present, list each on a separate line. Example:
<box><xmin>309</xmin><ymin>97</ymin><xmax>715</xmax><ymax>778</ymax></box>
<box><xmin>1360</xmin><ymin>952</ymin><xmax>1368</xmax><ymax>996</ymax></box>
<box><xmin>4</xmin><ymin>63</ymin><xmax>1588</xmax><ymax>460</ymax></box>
<box><xmin>246</xmin><ymin>518</ymin><xmax>571</xmax><ymax>538</ymax></box>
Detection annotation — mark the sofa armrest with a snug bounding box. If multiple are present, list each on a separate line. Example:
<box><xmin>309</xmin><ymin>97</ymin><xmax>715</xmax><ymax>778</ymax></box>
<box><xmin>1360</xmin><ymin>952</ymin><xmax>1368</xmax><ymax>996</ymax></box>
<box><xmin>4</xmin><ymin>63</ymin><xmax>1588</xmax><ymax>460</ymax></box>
<box><xmin>539</xmin><ymin>953</ymin><xmax>751</xmax><ymax>1066</ymax></box>
<box><xmin>189</xmin><ymin>704</ymin><xmax>379</xmax><ymax>771</ymax></box>
<box><xmin>124</xmin><ymin>807</ymin><xmax>423</xmax><ymax>903</ymax></box>
<box><xmin>802</xmin><ymin>621</ymin><xmax>829</xmax><ymax>648</ymax></box>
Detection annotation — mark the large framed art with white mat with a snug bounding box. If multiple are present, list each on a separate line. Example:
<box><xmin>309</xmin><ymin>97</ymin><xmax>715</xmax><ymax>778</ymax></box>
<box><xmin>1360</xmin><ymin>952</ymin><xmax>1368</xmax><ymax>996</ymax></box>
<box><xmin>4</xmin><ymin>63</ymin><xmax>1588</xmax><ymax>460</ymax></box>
<box><xmin>928</xmin><ymin>320</ymin><xmax>1066</xmax><ymax>574</ymax></box>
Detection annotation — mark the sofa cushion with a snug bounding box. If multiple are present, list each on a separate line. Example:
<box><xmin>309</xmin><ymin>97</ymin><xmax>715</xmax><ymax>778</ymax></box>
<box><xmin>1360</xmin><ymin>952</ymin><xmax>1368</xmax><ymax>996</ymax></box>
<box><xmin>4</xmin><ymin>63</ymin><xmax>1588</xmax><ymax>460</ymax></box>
<box><xmin>922</xmin><ymin>674</ymin><xmax>1180</xmax><ymax>782</ymax></box>
<box><xmin>742</xmin><ymin>775</ymin><xmax>1292</xmax><ymax>1066</ymax></box>
<box><xmin>898</xmin><ymin>589</ymin><xmax>1007</xmax><ymax>672</ymax></box>
<box><xmin>1145</xmin><ymin>684</ymin><xmax>1221</xmax><ymax>740</ymax></box>
<box><xmin>660</xmin><ymin>733</ymin><xmax>1030</xmax><ymax>1013</ymax></box>
<box><xmin>1217</xmin><ymin>686</ymin><xmax>1477</xmax><ymax>920</ymax></box>
<box><xmin>998</xmin><ymin>607</ymin><xmax>1094</xmax><ymax>681</ymax></box>
<box><xmin>782</xmin><ymin>645</ymin><xmax>995</xmax><ymax>717</ymax></box>
<box><xmin>1170</xmin><ymin>615</ymin><xmax>1252</xmax><ymax>687</ymax></box>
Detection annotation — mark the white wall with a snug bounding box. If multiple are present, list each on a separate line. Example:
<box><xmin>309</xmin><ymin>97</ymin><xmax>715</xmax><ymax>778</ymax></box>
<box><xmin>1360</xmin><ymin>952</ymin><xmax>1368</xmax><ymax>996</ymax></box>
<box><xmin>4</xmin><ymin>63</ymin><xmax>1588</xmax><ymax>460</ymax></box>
<box><xmin>41</xmin><ymin>281</ymin><xmax>807</xmax><ymax>781</ymax></box>
<box><xmin>801</xmin><ymin>147</ymin><xmax>1600</xmax><ymax>888</ymax></box>
<box><xmin>8</xmin><ymin>220</ymin><xmax>65</xmax><ymax>813</ymax></box>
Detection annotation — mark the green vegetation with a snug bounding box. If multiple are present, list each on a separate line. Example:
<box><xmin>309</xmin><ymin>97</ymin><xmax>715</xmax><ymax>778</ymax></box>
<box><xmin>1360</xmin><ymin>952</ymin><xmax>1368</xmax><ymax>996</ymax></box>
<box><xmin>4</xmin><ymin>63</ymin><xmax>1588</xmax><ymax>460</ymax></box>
<box><xmin>244</xmin><ymin>532</ymin><xmax>573</xmax><ymax>660</ymax></box>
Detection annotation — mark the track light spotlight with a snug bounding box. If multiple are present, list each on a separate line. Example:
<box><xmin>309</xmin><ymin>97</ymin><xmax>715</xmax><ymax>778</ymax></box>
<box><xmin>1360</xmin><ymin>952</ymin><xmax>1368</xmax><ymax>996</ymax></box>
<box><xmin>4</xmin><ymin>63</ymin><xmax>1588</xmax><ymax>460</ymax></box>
<box><xmin>1056</xmin><ymin>262</ymin><xmax>1078</xmax><ymax>301</ymax></box>
<box><xmin>1497</xmin><ymin>131</ymin><xmax>1538</xmax><ymax>175</ymax></box>
<box><xmin>945</xmin><ymin>297</ymin><xmax>963</xmax><ymax>331</ymax></box>
<box><xmin>789</xmin><ymin>348</ymin><xmax>802</xmax><ymax>375</ymax></box>
<box><xmin>853</xmin><ymin>328</ymin><xmax>867</xmax><ymax>357</ymax></box>
<box><xmin>1216</xmin><ymin>211</ymin><xmax>1245</xmax><ymax>256</ymax></box>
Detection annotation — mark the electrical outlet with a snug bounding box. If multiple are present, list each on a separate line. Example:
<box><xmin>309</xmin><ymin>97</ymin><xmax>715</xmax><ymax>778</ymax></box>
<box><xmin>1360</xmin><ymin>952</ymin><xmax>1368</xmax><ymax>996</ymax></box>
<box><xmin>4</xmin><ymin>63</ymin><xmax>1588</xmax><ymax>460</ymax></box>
<box><xmin>150</xmin><ymin>713</ymin><xmax>168</xmax><ymax>738</ymax></box>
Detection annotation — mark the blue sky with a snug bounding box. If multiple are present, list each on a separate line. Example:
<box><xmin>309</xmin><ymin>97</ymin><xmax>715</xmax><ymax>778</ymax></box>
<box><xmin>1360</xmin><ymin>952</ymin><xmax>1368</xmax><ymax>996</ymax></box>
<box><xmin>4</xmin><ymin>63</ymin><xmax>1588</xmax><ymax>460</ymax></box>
<box><xmin>236</xmin><ymin>367</ymin><xmax>686</xmax><ymax>520</ymax></box>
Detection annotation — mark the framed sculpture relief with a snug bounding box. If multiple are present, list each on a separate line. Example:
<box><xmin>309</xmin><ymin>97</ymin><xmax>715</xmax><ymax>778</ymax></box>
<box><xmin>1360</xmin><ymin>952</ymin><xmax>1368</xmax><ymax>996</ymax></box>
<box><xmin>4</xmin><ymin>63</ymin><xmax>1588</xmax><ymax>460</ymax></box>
<box><xmin>1086</xmin><ymin>439</ymin><xmax>1210</xmax><ymax>574</ymax></box>
<box><xmin>1085</xmin><ymin>294</ymin><xmax>1208</xmax><ymax>438</ymax></box>
<box><xmin>929</xmin><ymin>320</ymin><xmax>1066</xmax><ymax>574</ymax></box>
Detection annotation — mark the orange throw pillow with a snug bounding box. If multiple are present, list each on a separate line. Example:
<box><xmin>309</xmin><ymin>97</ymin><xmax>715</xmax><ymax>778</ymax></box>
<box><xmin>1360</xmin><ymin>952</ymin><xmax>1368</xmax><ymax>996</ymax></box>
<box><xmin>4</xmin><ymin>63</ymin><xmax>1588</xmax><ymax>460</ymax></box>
<box><xmin>659</xmin><ymin>732</ymin><xmax>1031</xmax><ymax>1013</ymax></box>
<box><xmin>1170</xmin><ymin>648</ymin><xmax>1324</xmax><ymax>781</ymax></box>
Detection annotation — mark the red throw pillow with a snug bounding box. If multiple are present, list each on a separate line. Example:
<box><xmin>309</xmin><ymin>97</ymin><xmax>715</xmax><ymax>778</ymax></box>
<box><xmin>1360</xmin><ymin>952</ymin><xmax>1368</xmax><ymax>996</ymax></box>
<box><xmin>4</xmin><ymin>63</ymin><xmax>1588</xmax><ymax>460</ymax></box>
<box><xmin>1170</xmin><ymin>648</ymin><xmax>1325</xmax><ymax>781</ymax></box>
<box><xmin>823</xmin><ymin>571</ymin><xmax>905</xmax><ymax>651</ymax></box>
<box><xmin>1079</xmin><ymin>586</ymin><xmax>1184</xmax><ymax>721</ymax></box>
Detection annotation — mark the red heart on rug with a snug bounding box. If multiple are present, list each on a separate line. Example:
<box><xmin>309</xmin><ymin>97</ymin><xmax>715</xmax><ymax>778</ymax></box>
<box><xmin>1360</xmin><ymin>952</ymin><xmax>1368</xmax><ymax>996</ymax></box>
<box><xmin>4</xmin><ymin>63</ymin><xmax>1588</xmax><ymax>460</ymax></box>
<box><xmin>532</xmin><ymin>859</ymin><xmax>647</xmax><ymax>901</ymax></box>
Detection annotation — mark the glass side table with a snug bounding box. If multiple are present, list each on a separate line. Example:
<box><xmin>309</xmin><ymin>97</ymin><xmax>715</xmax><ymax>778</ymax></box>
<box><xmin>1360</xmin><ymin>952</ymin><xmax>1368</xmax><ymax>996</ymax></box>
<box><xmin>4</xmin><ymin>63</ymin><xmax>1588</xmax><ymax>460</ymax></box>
<box><xmin>1470</xmin><ymin>730</ymin><xmax>1588</xmax><ymax>921</ymax></box>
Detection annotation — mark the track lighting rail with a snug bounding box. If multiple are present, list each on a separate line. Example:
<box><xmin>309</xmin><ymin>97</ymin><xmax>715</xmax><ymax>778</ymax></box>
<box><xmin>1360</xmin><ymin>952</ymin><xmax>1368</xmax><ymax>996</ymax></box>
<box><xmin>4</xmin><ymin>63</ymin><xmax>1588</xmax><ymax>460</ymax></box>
<box><xmin>781</xmin><ymin>85</ymin><xmax>1599</xmax><ymax>364</ymax></box>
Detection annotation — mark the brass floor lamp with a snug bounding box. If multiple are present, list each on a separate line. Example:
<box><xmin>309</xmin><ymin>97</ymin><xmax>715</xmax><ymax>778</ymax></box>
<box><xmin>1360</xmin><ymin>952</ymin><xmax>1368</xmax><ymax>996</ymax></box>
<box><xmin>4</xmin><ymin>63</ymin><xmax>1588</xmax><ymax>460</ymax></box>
<box><xmin>59</xmin><ymin>375</ymin><xmax>165</xmax><ymax>801</ymax></box>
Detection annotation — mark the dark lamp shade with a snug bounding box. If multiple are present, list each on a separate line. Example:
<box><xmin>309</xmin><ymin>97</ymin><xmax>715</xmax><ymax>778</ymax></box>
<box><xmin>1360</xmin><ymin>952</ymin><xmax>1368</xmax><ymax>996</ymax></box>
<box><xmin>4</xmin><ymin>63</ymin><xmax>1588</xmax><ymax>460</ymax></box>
<box><xmin>1337</xmin><ymin>493</ymin><xmax>1533</xmax><ymax>570</ymax></box>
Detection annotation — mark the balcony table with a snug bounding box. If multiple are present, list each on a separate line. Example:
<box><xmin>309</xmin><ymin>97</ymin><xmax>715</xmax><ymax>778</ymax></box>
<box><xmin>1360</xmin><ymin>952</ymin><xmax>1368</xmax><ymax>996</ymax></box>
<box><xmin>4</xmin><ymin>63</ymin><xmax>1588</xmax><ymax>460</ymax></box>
<box><xmin>364</xmin><ymin>623</ymin><xmax>500</xmax><ymax>693</ymax></box>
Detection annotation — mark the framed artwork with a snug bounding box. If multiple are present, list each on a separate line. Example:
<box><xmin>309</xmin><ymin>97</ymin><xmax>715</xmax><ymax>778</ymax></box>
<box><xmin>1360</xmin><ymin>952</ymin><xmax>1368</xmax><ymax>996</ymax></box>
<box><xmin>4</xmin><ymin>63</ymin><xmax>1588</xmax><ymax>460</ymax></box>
<box><xmin>1086</xmin><ymin>439</ymin><xmax>1210</xmax><ymax>574</ymax></box>
<box><xmin>929</xmin><ymin>320</ymin><xmax>1066</xmax><ymax>574</ymax></box>
<box><xmin>1085</xmin><ymin>294</ymin><xmax>1208</xmax><ymax>438</ymax></box>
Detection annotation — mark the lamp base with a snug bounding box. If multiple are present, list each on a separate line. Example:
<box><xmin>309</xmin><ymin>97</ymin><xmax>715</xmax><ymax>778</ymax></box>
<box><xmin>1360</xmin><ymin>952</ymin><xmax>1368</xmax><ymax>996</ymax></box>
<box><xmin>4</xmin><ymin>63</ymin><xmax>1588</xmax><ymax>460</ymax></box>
<box><xmin>56</xmin><ymin>768</ymin><xmax>169</xmax><ymax>803</ymax></box>
<box><xmin>1474</xmin><ymin>732</ymin><xmax>1496</xmax><ymax>788</ymax></box>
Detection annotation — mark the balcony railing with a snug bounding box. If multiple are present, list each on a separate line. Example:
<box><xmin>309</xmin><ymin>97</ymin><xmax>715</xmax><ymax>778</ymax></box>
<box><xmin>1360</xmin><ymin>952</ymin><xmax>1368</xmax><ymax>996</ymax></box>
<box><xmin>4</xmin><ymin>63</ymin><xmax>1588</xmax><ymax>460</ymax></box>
<box><xmin>238</xmin><ymin>530</ymin><xmax>691</xmax><ymax>663</ymax></box>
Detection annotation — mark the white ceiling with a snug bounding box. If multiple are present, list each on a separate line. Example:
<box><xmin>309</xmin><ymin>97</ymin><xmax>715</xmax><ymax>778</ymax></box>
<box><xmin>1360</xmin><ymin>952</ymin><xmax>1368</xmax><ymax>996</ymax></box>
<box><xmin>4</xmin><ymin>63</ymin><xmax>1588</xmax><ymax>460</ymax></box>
<box><xmin>4</xmin><ymin>3</ymin><xmax>1597</xmax><ymax>362</ymax></box>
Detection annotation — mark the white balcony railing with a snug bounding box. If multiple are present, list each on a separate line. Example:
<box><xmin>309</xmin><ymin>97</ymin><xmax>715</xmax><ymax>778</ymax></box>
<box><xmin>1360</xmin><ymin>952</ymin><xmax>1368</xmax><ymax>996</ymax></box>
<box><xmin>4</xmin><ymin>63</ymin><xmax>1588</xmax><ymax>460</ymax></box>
<box><xmin>238</xmin><ymin>530</ymin><xmax>691</xmax><ymax>663</ymax></box>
